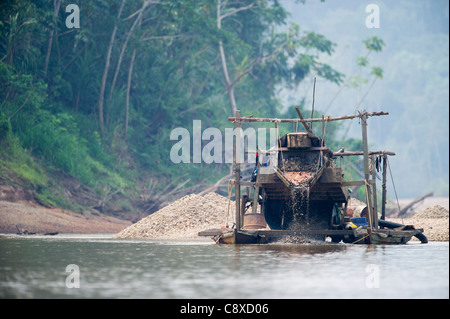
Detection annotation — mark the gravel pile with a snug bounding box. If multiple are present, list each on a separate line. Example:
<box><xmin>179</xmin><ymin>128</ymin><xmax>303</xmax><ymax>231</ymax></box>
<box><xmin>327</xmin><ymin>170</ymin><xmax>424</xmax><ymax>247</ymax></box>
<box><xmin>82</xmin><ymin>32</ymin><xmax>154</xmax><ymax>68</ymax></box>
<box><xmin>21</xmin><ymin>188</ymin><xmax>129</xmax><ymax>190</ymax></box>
<box><xmin>390</xmin><ymin>205</ymin><xmax>449</xmax><ymax>242</ymax></box>
<box><xmin>115</xmin><ymin>192</ymin><xmax>235</xmax><ymax>239</ymax></box>
<box><xmin>413</xmin><ymin>205</ymin><xmax>449</xmax><ymax>219</ymax></box>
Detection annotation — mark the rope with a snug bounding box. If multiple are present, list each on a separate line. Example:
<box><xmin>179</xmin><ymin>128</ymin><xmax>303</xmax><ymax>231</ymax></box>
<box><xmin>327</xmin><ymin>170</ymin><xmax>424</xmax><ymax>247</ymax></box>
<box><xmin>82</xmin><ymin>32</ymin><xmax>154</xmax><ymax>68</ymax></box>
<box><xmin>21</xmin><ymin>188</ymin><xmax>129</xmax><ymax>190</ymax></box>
<box><xmin>350</xmin><ymin>233</ymin><xmax>371</xmax><ymax>245</ymax></box>
<box><xmin>316</xmin><ymin>115</ymin><xmax>329</xmax><ymax>172</ymax></box>
<box><xmin>364</xmin><ymin>179</ymin><xmax>374</xmax><ymax>232</ymax></box>
<box><xmin>225</xmin><ymin>179</ymin><xmax>234</xmax><ymax>227</ymax></box>
<box><xmin>387</xmin><ymin>156</ymin><xmax>403</xmax><ymax>224</ymax></box>
<box><xmin>369</xmin><ymin>156</ymin><xmax>374</xmax><ymax>175</ymax></box>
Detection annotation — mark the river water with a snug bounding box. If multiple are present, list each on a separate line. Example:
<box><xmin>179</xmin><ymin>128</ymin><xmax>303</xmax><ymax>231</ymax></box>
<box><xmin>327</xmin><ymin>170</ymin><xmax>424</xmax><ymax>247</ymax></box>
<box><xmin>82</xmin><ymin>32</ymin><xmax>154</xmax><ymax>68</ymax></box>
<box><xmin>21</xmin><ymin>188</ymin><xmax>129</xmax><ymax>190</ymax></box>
<box><xmin>0</xmin><ymin>234</ymin><xmax>448</xmax><ymax>299</ymax></box>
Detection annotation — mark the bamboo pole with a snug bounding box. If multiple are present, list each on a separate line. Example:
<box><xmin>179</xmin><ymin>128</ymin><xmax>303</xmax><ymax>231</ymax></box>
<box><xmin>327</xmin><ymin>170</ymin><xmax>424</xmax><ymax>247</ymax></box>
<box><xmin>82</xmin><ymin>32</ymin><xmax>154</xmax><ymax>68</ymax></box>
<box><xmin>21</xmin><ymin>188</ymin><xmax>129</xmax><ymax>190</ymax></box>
<box><xmin>252</xmin><ymin>147</ymin><xmax>260</xmax><ymax>214</ymax></box>
<box><xmin>310</xmin><ymin>77</ymin><xmax>316</xmax><ymax>130</ymax></box>
<box><xmin>234</xmin><ymin>110</ymin><xmax>241</xmax><ymax>231</ymax></box>
<box><xmin>381</xmin><ymin>154</ymin><xmax>388</xmax><ymax>224</ymax></box>
<box><xmin>294</xmin><ymin>106</ymin><xmax>313</xmax><ymax>134</ymax></box>
<box><xmin>332</xmin><ymin>150</ymin><xmax>395</xmax><ymax>157</ymax></box>
<box><xmin>361</xmin><ymin>111</ymin><xmax>373</xmax><ymax>242</ymax></box>
<box><xmin>371</xmin><ymin>155</ymin><xmax>378</xmax><ymax>229</ymax></box>
<box><xmin>228</xmin><ymin>111</ymin><xmax>389</xmax><ymax>123</ymax></box>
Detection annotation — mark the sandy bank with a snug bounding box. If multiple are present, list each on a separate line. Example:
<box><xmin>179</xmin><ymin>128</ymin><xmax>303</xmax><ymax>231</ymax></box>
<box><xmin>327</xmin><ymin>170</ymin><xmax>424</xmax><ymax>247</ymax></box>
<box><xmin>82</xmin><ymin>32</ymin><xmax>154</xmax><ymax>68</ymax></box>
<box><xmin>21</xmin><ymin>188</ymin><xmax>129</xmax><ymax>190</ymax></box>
<box><xmin>0</xmin><ymin>200</ymin><xmax>131</xmax><ymax>234</ymax></box>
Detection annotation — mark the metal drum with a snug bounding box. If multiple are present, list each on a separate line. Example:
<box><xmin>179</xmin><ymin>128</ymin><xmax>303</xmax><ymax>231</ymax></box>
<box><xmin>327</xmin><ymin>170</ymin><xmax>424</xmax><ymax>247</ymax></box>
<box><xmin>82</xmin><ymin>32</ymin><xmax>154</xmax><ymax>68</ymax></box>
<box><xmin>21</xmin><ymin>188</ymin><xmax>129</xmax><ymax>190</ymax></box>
<box><xmin>242</xmin><ymin>213</ymin><xmax>267</xmax><ymax>229</ymax></box>
<box><xmin>346</xmin><ymin>205</ymin><xmax>368</xmax><ymax>218</ymax></box>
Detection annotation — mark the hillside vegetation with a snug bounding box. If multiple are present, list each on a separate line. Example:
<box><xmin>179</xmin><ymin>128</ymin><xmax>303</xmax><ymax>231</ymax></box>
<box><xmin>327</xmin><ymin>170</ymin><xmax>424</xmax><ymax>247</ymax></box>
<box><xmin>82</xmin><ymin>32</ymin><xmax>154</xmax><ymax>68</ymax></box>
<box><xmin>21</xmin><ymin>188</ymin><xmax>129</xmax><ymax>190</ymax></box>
<box><xmin>0</xmin><ymin>0</ymin><xmax>383</xmax><ymax>219</ymax></box>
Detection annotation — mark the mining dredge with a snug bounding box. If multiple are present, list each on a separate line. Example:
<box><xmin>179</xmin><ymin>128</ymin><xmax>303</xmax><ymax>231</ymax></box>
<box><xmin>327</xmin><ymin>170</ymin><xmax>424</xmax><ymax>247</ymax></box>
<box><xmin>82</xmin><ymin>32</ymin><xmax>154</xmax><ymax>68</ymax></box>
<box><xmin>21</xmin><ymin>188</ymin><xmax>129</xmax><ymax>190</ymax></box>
<box><xmin>199</xmin><ymin>108</ymin><xmax>427</xmax><ymax>245</ymax></box>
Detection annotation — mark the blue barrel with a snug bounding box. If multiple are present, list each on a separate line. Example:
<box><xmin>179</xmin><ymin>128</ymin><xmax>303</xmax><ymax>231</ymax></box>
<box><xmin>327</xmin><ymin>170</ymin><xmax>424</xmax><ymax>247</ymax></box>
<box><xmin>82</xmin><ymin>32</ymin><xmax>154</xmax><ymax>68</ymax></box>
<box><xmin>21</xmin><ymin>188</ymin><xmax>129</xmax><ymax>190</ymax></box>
<box><xmin>350</xmin><ymin>217</ymin><xmax>368</xmax><ymax>227</ymax></box>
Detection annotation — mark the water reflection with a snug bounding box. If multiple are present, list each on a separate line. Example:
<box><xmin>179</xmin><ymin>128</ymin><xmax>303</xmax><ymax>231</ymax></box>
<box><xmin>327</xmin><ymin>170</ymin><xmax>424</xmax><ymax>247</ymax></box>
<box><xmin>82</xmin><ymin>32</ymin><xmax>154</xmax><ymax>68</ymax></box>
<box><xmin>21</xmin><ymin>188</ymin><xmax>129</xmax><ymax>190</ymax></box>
<box><xmin>0</xmin><ymin>235</ymin><xmax>448</xmax><ymax>299</ymax></box>
<box><xmin>241</xmin><ymin>242</ymin><xmax>348</xmax><ymax>255</ymax></box>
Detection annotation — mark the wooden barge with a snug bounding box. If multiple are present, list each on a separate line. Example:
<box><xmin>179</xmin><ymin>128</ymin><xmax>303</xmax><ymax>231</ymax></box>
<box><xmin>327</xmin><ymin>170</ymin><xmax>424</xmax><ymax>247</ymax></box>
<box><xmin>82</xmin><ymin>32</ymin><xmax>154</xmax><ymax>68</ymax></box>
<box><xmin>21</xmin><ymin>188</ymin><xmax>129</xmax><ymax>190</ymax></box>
<box><xmin>198</xmin><ymin>109</ymin><xmax>427</xmax><ymax>245</ymax></box>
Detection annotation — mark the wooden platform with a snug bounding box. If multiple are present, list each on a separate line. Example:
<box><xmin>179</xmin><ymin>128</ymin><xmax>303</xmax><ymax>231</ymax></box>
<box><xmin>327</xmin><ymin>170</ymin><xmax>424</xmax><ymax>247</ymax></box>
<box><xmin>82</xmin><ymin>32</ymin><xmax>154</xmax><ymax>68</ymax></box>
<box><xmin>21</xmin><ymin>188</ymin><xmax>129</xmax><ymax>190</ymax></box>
<box><xmin>198</xmin><ymin>227</ymin><xmax>425</xmax><ymax>245</ymax></box>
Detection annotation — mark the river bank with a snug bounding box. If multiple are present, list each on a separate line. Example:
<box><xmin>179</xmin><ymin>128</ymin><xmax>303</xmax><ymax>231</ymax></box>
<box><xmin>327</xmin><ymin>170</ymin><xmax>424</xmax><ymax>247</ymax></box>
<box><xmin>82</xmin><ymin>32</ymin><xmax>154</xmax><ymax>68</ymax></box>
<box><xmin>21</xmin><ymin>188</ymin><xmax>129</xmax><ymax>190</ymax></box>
<box><xmin>1</xmin><ymin>195</ymin><xmax>448</xmax><ymax>242</ymax></box>
<box><xmin>115</xmin><ymin>193</ymin><xmax>449</xmax><ymax>242</ymax></box>
<box><xmin>0</xmin><ymin>200</ymin><xmax>131</xmax><ymax>234</ymax></box>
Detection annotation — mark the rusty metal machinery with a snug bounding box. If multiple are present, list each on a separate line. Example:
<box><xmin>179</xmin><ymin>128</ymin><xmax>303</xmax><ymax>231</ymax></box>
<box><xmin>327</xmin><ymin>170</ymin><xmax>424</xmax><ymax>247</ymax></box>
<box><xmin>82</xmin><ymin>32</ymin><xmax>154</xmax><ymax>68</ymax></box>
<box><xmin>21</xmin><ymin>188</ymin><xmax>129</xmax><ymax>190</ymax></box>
<box><xmin>198</xmin><ymin>110</ymin><xmax>427</xmax><ymax>245</ymax></box>
<box><xmin>259</xmin><ymin>132</ymin><xmax>348</xmax><ymax>232</ymax></box>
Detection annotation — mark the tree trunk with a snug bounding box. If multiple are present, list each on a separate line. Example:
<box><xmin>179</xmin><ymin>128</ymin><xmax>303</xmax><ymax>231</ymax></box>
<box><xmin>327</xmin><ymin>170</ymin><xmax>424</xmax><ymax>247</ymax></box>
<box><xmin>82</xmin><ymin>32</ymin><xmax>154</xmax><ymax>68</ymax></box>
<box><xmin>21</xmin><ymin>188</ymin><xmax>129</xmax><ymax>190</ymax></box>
<box><xmin>218</xmin><ymin>40</ymin><xmax>237</xmax><ymax>116</ymax></box>
<box><xmin>43</xmin><ymin>0</ymin><xmax>62</xmax><ymax>77</ymax></box>
<box><xmin>123</xmin><ymin>1</ymin><xmax>149</xmax><ymax>140</ymax></box>
<box><xmin>398</xmin><ymin>192</ymin><xmax>434</xmax><ymax>217</ymax></box>
<box><xmin>217</xmin><ymin>1</ymin><xmax>236</xmax><ymax>116</ymax></box>
<box><xmin>125</xmin><ymin>49</ymin><xmax>136</xmax><ymax>140</ymax></box>
<box><xmin>107</xmin><ymin>0</ymin><xmax>148</xmax><ymax>123</ymax></box>
<box><xmin>227</xmin><ymin>85</ymin><xmax>238</xmax><ymax>117</ymax></box>
<box><xmin>98</xmin><ymin>0</ymin><xmax>126</xmax><ymax>136</ymax></box>
<box><xmin>216</xmin><ymin>0</ymin><xmax>270</xmax><ymax>117</ymax></box>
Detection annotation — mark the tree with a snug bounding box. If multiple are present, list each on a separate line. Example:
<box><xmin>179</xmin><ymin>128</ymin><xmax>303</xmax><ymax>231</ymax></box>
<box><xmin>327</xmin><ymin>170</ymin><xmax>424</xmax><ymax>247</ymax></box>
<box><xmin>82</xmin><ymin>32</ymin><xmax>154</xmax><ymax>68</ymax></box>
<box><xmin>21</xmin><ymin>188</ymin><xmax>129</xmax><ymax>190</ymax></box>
<box><xmin>97</xmin><ymin>0</ymin><xmax>126</xmax><ymax>136</ymax></box>
<box><xmin>216</xmin><ymin>0</ymin><xmax>254</xmax><ymax>116</ymax></box>
<box><xmin>43</xmin><ymin>0</ymin><xmax>61</xmax><ymax>77</ymax></box>
<box><xmin>214</xmin><ymin>0</ymin><xmax>343</xmax><ymax>117</ymax></box>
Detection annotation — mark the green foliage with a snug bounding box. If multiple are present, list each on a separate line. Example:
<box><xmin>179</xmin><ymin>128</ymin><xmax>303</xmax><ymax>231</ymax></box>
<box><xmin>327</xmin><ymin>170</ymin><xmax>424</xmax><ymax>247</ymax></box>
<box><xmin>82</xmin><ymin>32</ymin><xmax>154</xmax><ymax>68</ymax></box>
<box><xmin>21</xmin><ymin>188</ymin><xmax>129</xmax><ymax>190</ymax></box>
<box><xmin>334</xmin><ymin>37</ymin><xmax>386</xmax><ymax>105</ymax></box>
<box><xmin>299</xmin><ymin>31</ymin><xmax>335</xmax><ymax>55</ymax></box>
<box><xmin>0</xmin><ymin>128</ymin><xmax>48</xmax><ymax>189</ymax></box>
<box><xmin>371</xmin><ymin>66</ymin><xmax>383</xmax><ymax>79</ymax></box>
<box><xmin>363</xmin><ymin>36</ymin><xmax>385</xmax><ymax>52</ymax></box>
<box><xmin>357</xmin><ymin>57</ymin><xmax>369</xmax><ymax>67</ymax></box>
<box><xmin>0</xmin><ymin>0</ymin><xmax>386</xmax><ymax>213</ymax></box>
